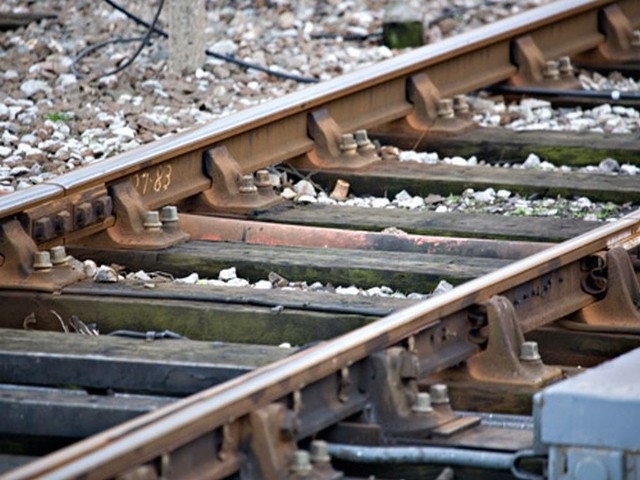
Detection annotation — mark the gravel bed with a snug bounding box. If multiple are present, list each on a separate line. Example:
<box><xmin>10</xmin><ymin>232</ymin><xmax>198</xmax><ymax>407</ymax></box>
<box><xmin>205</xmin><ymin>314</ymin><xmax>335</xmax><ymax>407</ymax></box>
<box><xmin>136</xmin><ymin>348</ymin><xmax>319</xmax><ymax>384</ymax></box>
<box><xmin>1</xmin><ymin>0</ymin><xmax>607</xmax><ymax>195</ymax></box>
<box><xmin>85</xmin><ymin>261</ymin><xmax>450</xmax><ymax>301</ymax></box>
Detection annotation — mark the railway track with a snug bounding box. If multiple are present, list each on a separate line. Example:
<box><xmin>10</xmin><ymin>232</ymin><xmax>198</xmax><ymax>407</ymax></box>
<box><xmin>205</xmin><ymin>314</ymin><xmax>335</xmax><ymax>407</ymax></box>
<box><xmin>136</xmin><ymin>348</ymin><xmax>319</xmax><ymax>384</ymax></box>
<box><xmin>2</xmin><ymin>0</ymin><xmax>640</xmax><ymax>478</ymax></box>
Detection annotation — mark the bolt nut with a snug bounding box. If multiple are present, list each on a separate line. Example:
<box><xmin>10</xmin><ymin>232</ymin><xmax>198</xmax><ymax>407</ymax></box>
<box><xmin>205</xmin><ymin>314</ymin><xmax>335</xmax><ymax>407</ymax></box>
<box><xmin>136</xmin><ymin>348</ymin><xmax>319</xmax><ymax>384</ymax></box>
<box><xmin>543</xmin><ymin>60</ymin><xmax>560</xmax><ymax>80</ymax></box>
<box><xmin>429</xmin><ymin>384</ymin><xmax>450</xmax><ymax>405</ymax></box>
<box><xmin>33</xmin><ymin>251</ymin><xmax>53</xmax><ymax>270</ymax></box>
<box><xmin>143</xmin><ymin>211</ymin><xmax>163</xmax><ymax>231</ymax></box>
<box><xmin>354</xmin><ymin>129</ymin><xmax>375</xmax><ymax>152</ymax></box>
<box><xmin>161</xmin><ymin>205</ymin><xmax>179</xmax><ymax>223</ymax></box>
<box><xmin>453</xmin><ymin>95</ymin><xmax>470</xmax><ymax>115</ymax></box>
<box><xmin>520</xmin><ymin>341</ymin><xmax>542</xmax><ymax>362</ymax></box>
<box><xmin>50</xmin><ymin>246</ymin><xmax>71</xmax><ymax>266</ymax></box>
<box><xmin>254</xmin><ymin>169</ymin><xmax>272</xmax><ymax>188</ymax></box>
<box><xmin>310</xmin><ymin>440</ymin><xmax>331</xmax><ymax>464</ymax></box>
<box><xmin>412</xmin><ymin>392</ymin><xmax>434</xmax><ymax>414</ymax></box>
<box><xmin>557</xmin><ymin>56</ymin><xmax>574</xmax><ymax>76</ymax></box>
<box><xmin>290</xmin><ymin>450</ymin><xmax>313</xmax><ymax>476</ymax></box>
<box><xmin>238</xmin><ymin>174</ymin><xmax>258</xmax><ymax>194</ymax></box>
<box><xmin>436</xmin><ymin>98</ymin><xmax>454</xmax><ymax>119</ymax></box>
<box><xmin>339</xmin><ymin>133</ymin><xmax>358</xmax><ymax>155</ymax></box>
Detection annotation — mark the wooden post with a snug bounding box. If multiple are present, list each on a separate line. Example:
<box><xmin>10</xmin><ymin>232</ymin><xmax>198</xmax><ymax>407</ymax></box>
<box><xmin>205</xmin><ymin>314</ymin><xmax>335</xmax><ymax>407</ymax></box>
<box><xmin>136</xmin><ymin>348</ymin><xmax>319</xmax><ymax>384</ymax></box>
<box><xmin>168</xmin><ymin>0</ymin><xmax>205</xmax><ymax>74</ymax></box>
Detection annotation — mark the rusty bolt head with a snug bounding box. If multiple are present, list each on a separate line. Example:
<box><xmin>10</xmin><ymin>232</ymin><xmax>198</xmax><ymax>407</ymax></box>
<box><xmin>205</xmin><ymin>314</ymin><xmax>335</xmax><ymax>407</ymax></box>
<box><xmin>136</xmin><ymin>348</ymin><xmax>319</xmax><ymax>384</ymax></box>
<box><xmin>429</xmin><ymin>384</ymin><xmax>450</xmax><ymax>405</ymax></box>
<box><xmin>436</xmin><ymin>98</ymin><xmax>454</xmax><ymax>119</ymax></box>
<box><xmin>310</xmin><ymin>440</ymin><xmax>331</xmax><ymax>464</ymax></box>
<box><xmin>290</xmin><ymin>450</ymin><xmax>313</xmax><ymax>476</ymax></box>
<box><xmin>143</xmin><ymin>211</ymin><xmax>163</xmax><ymax>231</ymax></box>
<box><xmin>33</xmin><ymin>251</ymin><xmax>53</xmax><ymax>270</ymax></box>
<box><xmin>50</xmin><ymin>246</ymin><xmax>71</xmax><ymax>266</ymax></box>
<box><xmin>354</xmin><ymin>129</ymin><xmax>375</xmax><ymax>153</ymax></box>
<box><xmin>339</xmin><ymin>133</ymin><xmax>357</xmax><ymax>155</ymax></box>
<box><xmin>557</xmin><ymin>56</ymin><xmax>574</xmax><ymax>76</ymax></box>
<box><xmin>412</xmin><ymin>392</ymin><xmax>434</xmax><ymax>414</ymax></box>
<box><xmin>453</xmin><ymin>95</ymin><xmax>470</xmax><ymax>115</ymax></box>
<box><xmin>254</xmin><ymin>170</ymin><xmax>272</xmax><ymax>188</ymax></box>
<box><xmin>238</xmin><ymin>174</ymin><xmax>258</xmax><ymax>194</ymax></box>
<box><xmin>161</xmin><ymin>205</ymin><xmax>179</xmax><ymax>223</ymax></box>
<box><xmin>543</xmin><ymin>60</ymin><xmax>560</xmax><ymax>80</ymax></box>
<box><xmin>520</xmin><ymin>341</ymin><xmax>541</xmax><ymax>362</ymax></box>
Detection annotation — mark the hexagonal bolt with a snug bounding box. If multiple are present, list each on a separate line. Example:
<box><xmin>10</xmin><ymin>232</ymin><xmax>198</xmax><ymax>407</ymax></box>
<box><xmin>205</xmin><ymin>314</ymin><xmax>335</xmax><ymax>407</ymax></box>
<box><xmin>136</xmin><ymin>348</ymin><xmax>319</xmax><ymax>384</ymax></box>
<box><xmin>453</xmin><ymin>95</ymin><xmax>470</xmax><ymax>115</ymax></box>
<box><xmin>143</xmin><ymin>211</ymin><xmax>163</xmax><ymax>231</ymax></box>
<box><xmin>254</xmin><ymin>169</ymin><xmax>272</xmax><ymax>189</ymax></box>
<box><xmin>520</xmin><ymin>341</ymin><xmax>542</xmax><ymax>362</ymax></box>
<box><xmin>429</xmin><ymin>384</ymin><xmax>450</xmax><ymax>405</ymax></box>
<box><xmin>542</xmin><ymin>60</ymin><xmax>560</xmax><ymax>80</ymax></box>
<box><xmin>290</xmin><ymin>450</ymin><xmax>313</xmax><ymax>476</ymax></box>
<box><xmin>310</xmin><ymin>440</ymin><xmax>331</xmax><ymax>465</ymax></box>
<box><xmin>557</xmin><ymin>56</ymin><xmax>574</xmax><ymax>76</ymax></box>
<box><xmin>161</xmin><ymin>205</ymin><xmax>179</xmax><ymax>224</ymax></box>
<box><xmin>339</xmin><ymin>133</ymin><xmax>358</xmax><ymax>155</ymax></box>
<box><xmin>354</xmin><ymin>129</ymin><xmax>375</xmax><ymax>153</ymax></box>
<box><xmin>412</xmin><ymin>392</ymin><xmax>434</xmax><ymax>414</ymax></box>
<box><xmin>238</xmin><ymin>174</ymin><xmax>258</xmax><ymax>194</ymax></box>
<box><xmin>633</xmin><ymin>30</ymin><xmax>640</xmax><ymax>48</ymax></box>
<box><xmin>33</xmin><ymin>251</ymin><xmax>53</xmax><ymax>270</ymax></box>
<box><xmin>50</xmin><ymin>246</ymin><xmax>71</xmax><ymax>266</ymax></box>
<box><xmin>436</xmin><ymin>98</ymin><xmax>455</xmax><ymax>119</ymax></box>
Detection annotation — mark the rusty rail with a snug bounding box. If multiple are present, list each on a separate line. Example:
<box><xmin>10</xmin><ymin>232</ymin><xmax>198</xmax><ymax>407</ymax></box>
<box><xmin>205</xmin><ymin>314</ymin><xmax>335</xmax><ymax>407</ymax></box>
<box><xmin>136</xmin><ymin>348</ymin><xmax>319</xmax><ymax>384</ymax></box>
<box><xmin>6</xmin><ymin>208</ymin><xmax>640</xmax><ymax>478</ymax></box>
<box><xmin>0</xmin><ymin>0</ymin><xmax>637</xmax><ymax>252</ymax></box>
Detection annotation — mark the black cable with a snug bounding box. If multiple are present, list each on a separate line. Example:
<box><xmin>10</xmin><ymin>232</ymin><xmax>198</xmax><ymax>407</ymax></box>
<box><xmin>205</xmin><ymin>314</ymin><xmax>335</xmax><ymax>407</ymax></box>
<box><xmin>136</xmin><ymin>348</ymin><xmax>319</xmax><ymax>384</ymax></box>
<box><xmin>485</xmin><ymin>84</ymin><xmax>640</xmax><ymax>102</ymax></box>
<box><xmin>96</xmin><ymin>0</ymin><xmax>319</xmax><ymax>84</ymax></box>
<box><xmin>72</xmin><ymin>0</ymin><xmax>165</xmax><ymax>80</ymax></box>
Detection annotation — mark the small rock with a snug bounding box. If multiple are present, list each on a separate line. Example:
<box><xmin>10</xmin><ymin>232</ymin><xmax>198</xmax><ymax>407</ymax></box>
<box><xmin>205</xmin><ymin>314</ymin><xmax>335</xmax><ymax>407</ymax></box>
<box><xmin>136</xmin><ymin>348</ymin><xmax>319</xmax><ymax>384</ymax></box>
<box><xmin>432</xmin><ymin>280</ymin><xmax>453</xmax><ymax>296</ymax></box>
<box><xmin>253</xmin><ymin>280</ymin><xmax>273</xmax><ymax>290</ymax></box>
<box><xmin>227</xmin><ymin>278</ymin><xmax>250</xmax><ymax>287</ymax></box>
<box><xmin>20</xmin><ymin>80</ymin><xmax>51</xmax><ymax>97</ymax></box>
<box><xmin>336</xmin><ymin>285</ymin><xmax>361</xmax><ymax>295</ymax></box>
<box><xmin>175</xmin><ymin>272</ymin><xmax>199</xmax><ymax>284</ymax></box>
<box><xmin>293</xmin><ymin>179</ymin><xmax>316</xmax><ymax>197</ymax></box>
<box><xmin>83</xmin><ymin>260</ymin><xmax>98</xmax><ymax>278</ymax></box>
<box><xmin>523</xmin><ymin>153</ymin><xmax>541</xmax><ymax>169</ymax></box>
<box><xmin>218</xmin><ymin>266</ymin><xmax>237</xmax><ymax>281</ymax></box>
<box><xmin>280</xmin><ymin>187</ymin><xmax>297</xmax><ymax>200</ymax></box>
<box><xmin>268</xmin><ymin>271</ymin><xmax>289</xmax><ymax>287</ymax></box>
<box><xmin>598</xmin><ymin>157</ymin><xmax>619</xmax><ymax>173</ymax></box>
<box><xmin>94</xmin><ymin>265</ymin><xmax>119</xmax><ymax>283</ymax></box>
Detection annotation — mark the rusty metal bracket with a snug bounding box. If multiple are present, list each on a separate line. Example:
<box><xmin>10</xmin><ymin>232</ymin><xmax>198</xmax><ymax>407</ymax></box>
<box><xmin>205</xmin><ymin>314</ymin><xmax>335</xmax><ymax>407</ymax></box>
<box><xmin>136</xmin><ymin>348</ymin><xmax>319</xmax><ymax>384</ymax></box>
<box><xmin>72</xmin><ymin>181</ymin><xmax>190</xmax><ymax>250</ymax></box>
<box><xmin>572</xmin><ymin>247</ymin><xmax>640</xmax><ymax>328</ymax></box>
<box><xmin>20</xmin><ymin>185</ymin><xmax>113</xmax><ymax>247</ymax></box>
<box><xmin>242</xmin><ymin>403</ymin><xmax>342</xmax><ymax>479</ymax></box>
<box><xmin>290</xmin><ymin>108</ymin><xmax>380</xmax><ymax>170</ymax></box>
<box><xmin>0</xmin><ymin>219</ymin><xmax>85</xmax><ymax>292</ymax></box>
<box><xmin>573</xmin><ymin>5</ymin><xmax>640</xmax><ymax>68</ymax></box>
<box><xmin>364</xmin><ymin>347</ymin><xmax>478</xmax><ymax>438</ymax></box>
<box><xmin>508</xmin><ymin>35</ymin><xmax>581</xmax><ymax>89</ymax></box>
<box><xmin>442</xmin><ymin>296</ymin><xmax>561</xmax><ymax>387</ymax></box>
<box><xmin>184</xmin><ymin>145</ymin><xmax>282</xmax><ymax>216</ymax></box>
<box><xmin>404</xmin><ymin>73</ymin><xmax>475</xmax><ymax>135</ymax></box>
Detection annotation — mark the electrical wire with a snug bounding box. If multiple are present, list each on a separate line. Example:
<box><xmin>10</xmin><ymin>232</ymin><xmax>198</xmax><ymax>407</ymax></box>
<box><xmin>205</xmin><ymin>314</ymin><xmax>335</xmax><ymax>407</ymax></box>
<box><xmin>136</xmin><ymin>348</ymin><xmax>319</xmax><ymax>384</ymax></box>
<box><xmin>72</xmin><ymin>0</ymin><xmax>164</xmax><ymax>80</ymax></box>
<box><xmin>76</xmin><ymin>0</ymin><xmax>319</xmax><ymax>84</ymax></box>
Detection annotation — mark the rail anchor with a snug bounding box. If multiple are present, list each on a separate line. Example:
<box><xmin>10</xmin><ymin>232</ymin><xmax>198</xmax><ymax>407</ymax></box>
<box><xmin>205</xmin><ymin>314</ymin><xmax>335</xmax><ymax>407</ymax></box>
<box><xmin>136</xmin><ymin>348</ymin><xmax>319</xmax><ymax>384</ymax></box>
<box><xmin>508</xmin><ymin>35</ymin><xmax>581</xmax><ymax>89</ymax></box>
<box><xmin>570</xmin><ymin>247</ymin><xmax>640</xmax><ymax>330</ymax></box>
<box><xmin>364</xmin><ymin>347</ymin><xmax>479</xmax><ymax>438</ymax></box>
<box><xmin>290</xmin><ymin>108</ymin><xmax>381</xmax><ymax>170</ymax></box>
<box><xmin>243</xmin><ymin>403</ymin><xmax>342</xmax><ymax>479</ymax></box>
<box><xmin>184</xmin><ymin>145</ymin><xmax>282</xmax><ymax>216</ymax></box>
<box><xmin>0</xmin><ymin>220</ymin><xmax>85</xmax><ymax>292</ymax></box>
<box><xmin>573</xmin><ymin>5</ymin><xmax>640</xmax><ymax>71</ymax></box>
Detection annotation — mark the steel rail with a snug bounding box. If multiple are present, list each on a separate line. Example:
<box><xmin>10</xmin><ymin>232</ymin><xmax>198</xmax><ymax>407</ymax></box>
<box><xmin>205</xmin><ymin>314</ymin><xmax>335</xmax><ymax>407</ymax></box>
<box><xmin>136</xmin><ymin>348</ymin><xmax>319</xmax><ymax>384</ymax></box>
<box><xmin>0</xmin><ymin>0</ymin><xmax>637</xmax><ymax>240</ymax></box>
<box><xmin>6</xmin><ymin>208</ymin><xmax>640</xmax><ymax>479</ymax></box>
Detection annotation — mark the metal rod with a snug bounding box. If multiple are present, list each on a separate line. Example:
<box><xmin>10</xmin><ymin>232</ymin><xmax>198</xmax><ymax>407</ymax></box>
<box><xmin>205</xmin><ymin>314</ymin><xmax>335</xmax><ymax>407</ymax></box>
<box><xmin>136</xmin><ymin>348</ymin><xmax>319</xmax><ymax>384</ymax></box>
<box><xmin>326</xmin><ymin>443</ymin><xmax>514</xmax><ymax>470</ymax></box>
<box><xmin>485</xmin><ymin>84</ymin><xmax>640</xmax><ymax>101</ymax></box>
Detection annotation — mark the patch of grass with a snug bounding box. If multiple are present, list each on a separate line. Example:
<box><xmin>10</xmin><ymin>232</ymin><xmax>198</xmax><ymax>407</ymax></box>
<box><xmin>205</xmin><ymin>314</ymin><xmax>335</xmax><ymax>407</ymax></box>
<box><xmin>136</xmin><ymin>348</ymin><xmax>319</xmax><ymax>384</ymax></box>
<box><xmin>46</xmin><ymin>112</ymin><xmax>72</xmax><ymax>123</ymax></box>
